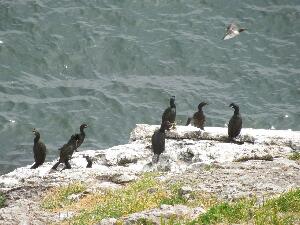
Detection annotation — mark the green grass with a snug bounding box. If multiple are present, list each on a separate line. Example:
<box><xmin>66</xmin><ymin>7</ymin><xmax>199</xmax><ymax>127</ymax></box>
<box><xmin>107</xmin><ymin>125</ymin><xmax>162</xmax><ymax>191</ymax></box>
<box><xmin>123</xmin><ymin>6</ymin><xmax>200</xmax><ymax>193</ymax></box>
<box><xmin>189</xmin><ymin>189</ymin><xmax>300</xmax><ymax>225</ymax></box>
<box><xmin>41</xmin><ymin>174</ymin><xmax>300</xmax><ymax>225</ymax></box>
<box><xmin>68</xmin><ymin>174</ymin><xmax>173</xmax><ymax>225</ymax></box>
<box><xmin>160</xmin><ymin>183</ymin><xmax>187</xmax><ymax>206</ymax></box>
<box><xmin>288</xmin><ymin>152</ymin><xmax>300</xmax><ymax>161</ymax></box>
<box><xmin>0</xmin><ymin>192</ymin><xmax>6</xmax><ymax>208</ymax></box>
<box><xmin>41</xmin><ymin>182</ymin><xmax>86</xmax><ymax>210</ymax></box>
<box><xmin>41</xmin><ymin>173</ymin><xmax>214</xmax><ymax>225</ymax></box>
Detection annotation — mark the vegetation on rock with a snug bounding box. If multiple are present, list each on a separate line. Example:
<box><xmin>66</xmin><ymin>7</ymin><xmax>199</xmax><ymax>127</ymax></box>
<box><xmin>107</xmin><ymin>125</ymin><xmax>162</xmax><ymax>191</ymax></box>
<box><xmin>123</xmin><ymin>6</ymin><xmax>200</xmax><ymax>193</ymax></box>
<box><xmin>0</xmin><ymin>192</ymin><xmax>5</xmax><ymax>208</ymax></box>
<box><xmin>41</xmin><ymin>173</ymin><xmax>214</xmax><ymax>225</ymax></box>
<box><xmin>288</xmin><ymin>152</ymin><xmax>300</xmax><ymax>161</ymax></box>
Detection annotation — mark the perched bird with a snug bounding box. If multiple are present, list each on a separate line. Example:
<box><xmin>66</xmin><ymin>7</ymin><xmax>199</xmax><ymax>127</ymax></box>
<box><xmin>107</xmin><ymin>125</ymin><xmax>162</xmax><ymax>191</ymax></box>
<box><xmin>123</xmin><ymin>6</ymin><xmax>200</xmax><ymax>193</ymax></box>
<box><xmin>51</xmin><ymin>134</ymin><xmax>80</xmax><ymax>170</ymax></box>
<box><xmin>151</xmin><ymin>121</ymin><xmax>172</xmax><ymax>163</ymax></box>
<box><xmin>223</xmin><ymin>23</ymin><xmax>246</xmax><ymax>40</ymax></box>
<box><xmin>186</xmin><ymin>102</ymin><xmax>208</xmax><ymax>130</ymax></box>
<box><xmin>84</xmin><ymin>155</ymin><xmax>93</xmax><ymax>168</ymax></box>
<box><xmin>162</xmin><ymin>96</ymin><xmax>176</xmax><ymax>128</ymax></box>
<box><xmin>74</xmin><ymin>123</ymin><xmax>88</xmax><ymax>152</ymax></box>
<box><xmin>31</xmin><ymin>128</ymin><xmax>47</xmax><ymax>169</ymax></box>
<box><xmin>228</xmin><ymin>103</ymin><xmax>242</xmax><ymax>141</ymax></box>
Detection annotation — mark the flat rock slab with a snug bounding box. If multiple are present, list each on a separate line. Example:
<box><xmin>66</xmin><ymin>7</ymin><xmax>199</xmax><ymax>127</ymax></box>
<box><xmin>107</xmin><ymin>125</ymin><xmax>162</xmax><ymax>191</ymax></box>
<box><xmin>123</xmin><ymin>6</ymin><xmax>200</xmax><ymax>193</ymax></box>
<box><xmin>130</xmin><ymin>124</ymin><xmax>300</xmax><ymax>147</ymax></box>
<box><xmin>169</xmin><ymin>158</ymin><xmax>300</xmax><ymax>201</ymax></box>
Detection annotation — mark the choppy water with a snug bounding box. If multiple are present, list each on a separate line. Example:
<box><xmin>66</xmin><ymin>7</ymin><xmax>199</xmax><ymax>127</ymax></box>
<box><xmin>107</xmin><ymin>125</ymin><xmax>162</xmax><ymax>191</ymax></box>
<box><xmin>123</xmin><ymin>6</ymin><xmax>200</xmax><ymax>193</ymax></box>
<box><xmin>0</xmin><ymin>0</ymin><xmax>299</xmax><ymax>175</ymax></box>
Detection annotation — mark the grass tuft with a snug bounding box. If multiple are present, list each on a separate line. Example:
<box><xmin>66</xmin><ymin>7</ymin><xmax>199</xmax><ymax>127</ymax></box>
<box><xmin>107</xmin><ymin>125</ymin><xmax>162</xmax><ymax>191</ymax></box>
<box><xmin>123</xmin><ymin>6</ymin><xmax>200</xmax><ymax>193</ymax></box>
<box><xmin>288</xmin><ymin>152</ymin><xmax>300</xmax><ymax>161</ymax></box>
<box><xmin>41</xmin><ymin>182</ymin><xmax>86</xmax><ymax>210</ymax></box>
<box><xmin>42</xmin><ymin>173</ymin><xmax>214</xmax><ymax>225</ymax></box>
<box><xmin>160</xmin><ymin>183</ymin><xmax>186</xmax><ymax>206</ymax></box>
<box><xmin>190</xmin><ymin>189</ymin><xmax>300</xmax><ymax>225</ymax></box>
<box><xmin>0</xmin><ymin>192</ymin><xmax>6</xmax><ymax>208</ymax></box>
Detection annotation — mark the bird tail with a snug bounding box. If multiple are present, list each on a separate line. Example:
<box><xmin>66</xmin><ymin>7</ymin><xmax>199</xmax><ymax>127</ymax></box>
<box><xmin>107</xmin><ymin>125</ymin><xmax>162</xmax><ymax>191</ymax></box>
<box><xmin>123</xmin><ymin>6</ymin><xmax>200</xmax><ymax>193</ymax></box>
<box><xmin>152</xmin><ymin>154</ymin><xmax>160</xmax><ymax>164</ymax></box>
<box><xmin>30</xmin><ymin>163</ymin><xmax>39</xmax><ymax>169</ymax></box>
<box><xmin>186</xmin><ymin>117</ymin><xmax>192</xmax><ymax>126</ymax></box>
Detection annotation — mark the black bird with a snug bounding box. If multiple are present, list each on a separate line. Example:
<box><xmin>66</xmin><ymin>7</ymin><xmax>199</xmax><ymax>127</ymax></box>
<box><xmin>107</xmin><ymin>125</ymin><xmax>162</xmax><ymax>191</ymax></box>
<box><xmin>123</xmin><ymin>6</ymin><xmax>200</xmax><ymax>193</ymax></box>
<box><xmin>74</xmin><ymin>123</ymin><xmax>88</xmax><ymax>152</ymax></box>
<box><xmin>228</xmin><ymin>103</ymin><xmax>242</xmax><ymax>141</ymax></box>
<box><xmin>84</xmin><ymin>155</ymin><xmax>93</xmax><ymax>168</ymax></box>
<box><xmin>51</xmin><ymin>134</ymin><xmax>80</xmax><ymax>170</ymax></box>
<box><xmin>31</xmin><ymin>128</ymin><xmax>47</xmax><ymax>169</ymax></box>
<box><xmin>186</xmin><ymin>102</ymin><xmax>208</xmax><ymax>130</ymax></box>
<box><xmin>162</xmin><ymin>96</ymin><xmax>176</xmax><ymax>128</ymax></box>
<box><xmin>151</xmin><ymin>121</ymin><xmax>172</xmax><ymax>163</ymax></box>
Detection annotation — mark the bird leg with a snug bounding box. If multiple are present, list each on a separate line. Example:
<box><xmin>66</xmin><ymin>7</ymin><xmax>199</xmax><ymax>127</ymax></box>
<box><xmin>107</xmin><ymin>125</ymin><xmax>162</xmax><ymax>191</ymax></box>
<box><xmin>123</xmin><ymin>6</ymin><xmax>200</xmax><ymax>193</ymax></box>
<box><xmin>62</xmin><ymin>160</ymin><xmax>72</xmax><ymax>170</ymax></box>
<box><xmin>51</xmin><ymin>161</ymin><xmax>61</xmax><ymax>170</ymax></box>
<box><xmin>30</xmin><ymin>163</ymin><xmax>39</xmax><ymax>169</ymax></box>
<box><xmin>171</xmin><ymin>122</ymin><xmax>176</xmax><ymax>129</ymax></box>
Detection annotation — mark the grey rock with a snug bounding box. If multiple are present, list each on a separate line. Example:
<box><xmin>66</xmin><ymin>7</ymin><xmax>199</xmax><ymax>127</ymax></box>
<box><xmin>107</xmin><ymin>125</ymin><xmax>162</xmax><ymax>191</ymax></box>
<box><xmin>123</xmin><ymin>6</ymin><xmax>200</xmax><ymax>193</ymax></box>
<box><xmin>97</xmin><ymin>218</ymin><xmax>117</xmax><ymax>225</ymax></box>
<box><xmin>121</xmin><ymin>204</ymin><xmax>205</xmax><ymax>224</ymax></box>
<box><xmin>178</xmin><ymin>186</ymin><xmax>193</xmax><ymax>199</ymax></box>
<box><xmin>111</xmin><ymin>174</ymin><xmax>138</xmax><ymax>184</ymax></box>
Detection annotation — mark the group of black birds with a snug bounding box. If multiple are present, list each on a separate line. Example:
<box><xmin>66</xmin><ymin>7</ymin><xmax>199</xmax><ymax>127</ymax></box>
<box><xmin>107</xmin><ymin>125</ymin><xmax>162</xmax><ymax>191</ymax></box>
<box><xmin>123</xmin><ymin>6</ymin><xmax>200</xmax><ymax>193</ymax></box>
<box><xmin>31</xmin><ymin>123</ymin><xmax>89</xmax><ymax>170</ymax></box>
<box><xmin>151</xmin><ymin>96</ymin><xmax>242</xmax><ymax>163</ymax></box>
<box><xmin>30</xmin><ymin>96</ymin><xmax>242</xmax><ymax>169</ymax></box>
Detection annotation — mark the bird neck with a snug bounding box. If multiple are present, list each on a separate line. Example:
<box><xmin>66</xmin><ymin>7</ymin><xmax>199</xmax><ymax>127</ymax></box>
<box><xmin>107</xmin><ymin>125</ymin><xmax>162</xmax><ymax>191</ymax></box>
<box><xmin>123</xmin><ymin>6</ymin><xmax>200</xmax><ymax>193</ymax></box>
<box><xmin>34</xmin><ymin>134</ymin><xmax>40</xmax><ymax>143</ymax></box>
<box><xmin>159</xmin><ymin>127</ymin><xmax>166</xmax><ymax>132</ymax></box>
<box><xmin>234</xmin><ymin>108</ymin><xmax>240</xmax><ymax>115</ymax></box>
<box><xmin>80</xmin><ymin>128</ymin><xmax>85</xmax><ymax>135</ymax></box>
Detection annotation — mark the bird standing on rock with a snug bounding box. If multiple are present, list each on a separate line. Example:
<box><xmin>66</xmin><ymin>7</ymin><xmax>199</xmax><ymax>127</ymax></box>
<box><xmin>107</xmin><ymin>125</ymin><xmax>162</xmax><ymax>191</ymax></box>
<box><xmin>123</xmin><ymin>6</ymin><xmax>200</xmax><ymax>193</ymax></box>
<box><xmin>186</xmin><ymin>102</ymin><xmax>208</xmax><ymax>130</ymax></box>
<box><xmin>228</xmin><ymin>103</ymin><xmax>242</xmax><ymax>141</ymax></box>
<box><xmin>223</xmin><ymin>23</ymin><xmax>246</xmax><ymax>40</ymax></box>
<box><xmin>84</xmin><ymin>155</ymin><xmax>93</xmax><ymax>168</ymax></box>
<box><xmin>74</xmin><ymin>123</ymin><xmax>88</xmax><ymax>152</ymax></box>
<box><xmin>151</xmin><ymin>121</ymin><xmax>172</xmax><ymax>163</ymax></box>
<box><xmin>31</xmin><ymin>128</ymin><xmax>47</xmax><ymax>169</ymax></box>
<box><xmin>162</xmin><ymin>96</ymin><xmax>176</xmax><ymax>129</ymax></box>
<box><xmin>51</xmin><ymin>134</ymin><xmax>80</xmax><ymax>170</ymax></box>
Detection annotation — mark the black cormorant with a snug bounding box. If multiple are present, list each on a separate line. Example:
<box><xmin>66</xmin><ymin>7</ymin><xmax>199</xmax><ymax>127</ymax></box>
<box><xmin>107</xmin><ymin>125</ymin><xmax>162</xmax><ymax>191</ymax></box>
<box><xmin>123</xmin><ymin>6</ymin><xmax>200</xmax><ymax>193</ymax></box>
<box><xmin>223</xmin><ymin>23</ymin><xmax>246</xmax><ymax>40</ymax></box>
<box><xmin>162</xmin><ymin>96</ymin><xmax>176</xmax><ymax>128</ymax></box>
<box><xmin>74</xmin><ymin>123</ymin><xmax>88</xmax><ymax>152</ymax></box>
<box><xmin>31</xmin><ymin>128</ymin><xmax>47</xmax><ymax>169</ymax></box>
<box><xmin>51</xmin><ymin>134</ymin><xmax>80</xmax><ymax>170</ymax></box>
<box><xmin>151</xmin><ymin>121</ymin><xmax>172</xmax><ymax>163</ymax></box>
<box><xmin>84</xmin><ymin>155</ymin><xmax>93</xmax><ymax>168</ymax></box>
<box><xmin>186</xmin><ymin>102</ymin><xmax>208</xmax><ymax>130</ymax></box>
<box><xmin>228</xmin><ymin>103</ymin><xmax>242</xmax><ymax>141</ymax></box>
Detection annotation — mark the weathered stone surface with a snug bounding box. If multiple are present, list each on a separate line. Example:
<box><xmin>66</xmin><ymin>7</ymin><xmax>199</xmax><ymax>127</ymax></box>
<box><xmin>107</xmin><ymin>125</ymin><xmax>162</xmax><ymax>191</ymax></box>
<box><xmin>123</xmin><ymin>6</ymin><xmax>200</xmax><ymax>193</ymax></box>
<box><xmin>130</xmin><ymin>124</ymin><xmax>300</xmax><ymax>147</ymax></box>
<box><xmin>121</xmin><ymin>204</ymin><xmax>205</xmax><ymax>224</ymax></box>
<box><xmin>0</xmin><ymin>125</ymin><xmax>299</xmax><ymax>225</ymax></box>
<box><xmin>97</xmin><ymin>218</ymin><xmax>117</xmax><ymax>225</ymax></box>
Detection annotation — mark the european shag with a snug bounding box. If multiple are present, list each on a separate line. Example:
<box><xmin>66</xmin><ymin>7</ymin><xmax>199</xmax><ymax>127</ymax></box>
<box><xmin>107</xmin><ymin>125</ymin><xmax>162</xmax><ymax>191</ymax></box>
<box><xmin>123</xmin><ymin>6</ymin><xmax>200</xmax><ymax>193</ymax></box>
<box><xmin>151</xmin><ymin>121</ymin><xmax>172</xmax><ymax>163</ymax></box>
<box><xmin>228</xmin><ymin>103</ymin><xmax>242</xmax><ymax>141</ymax></box>
<box><xmin>223</xmin><ymin>23</ymin><xmax>246</xmax><ymax>40</ymax></box>
<box><xmin>186</xmin><ymin>102</ymin><xmax>208</xmax><ymax>130</ymax></box>
<box><xmin>31</xmin><ymin>128</ymin><xmax>47</xmax><ymax>169</ymax></box>
<box><xmin>74</xmin><ymin>123</ymin><xmax>88</xmax><ymax>152</ymax></box>
<box><xmin>51</xmin><ymin>134</ymin><xmax>80</xmax><ymax>170</ymax></box>
<box><xmin>84</xmin><ymin>155</ymin><xmax>93</xmax><ymax>168</ymax></box>
<box><xmin>162</xmin><ymin>96</ymin><xmax>176</xmax><ymax>128</ymax></box>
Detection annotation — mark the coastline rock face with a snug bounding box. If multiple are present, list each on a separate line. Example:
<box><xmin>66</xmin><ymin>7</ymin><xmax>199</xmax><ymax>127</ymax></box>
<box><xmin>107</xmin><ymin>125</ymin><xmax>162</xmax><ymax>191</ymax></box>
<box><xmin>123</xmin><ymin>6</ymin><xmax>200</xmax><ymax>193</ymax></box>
<box><xmin>0</xmin><ymin>125</ymin><xmax>299</xmax><ymax>224</ymax></box>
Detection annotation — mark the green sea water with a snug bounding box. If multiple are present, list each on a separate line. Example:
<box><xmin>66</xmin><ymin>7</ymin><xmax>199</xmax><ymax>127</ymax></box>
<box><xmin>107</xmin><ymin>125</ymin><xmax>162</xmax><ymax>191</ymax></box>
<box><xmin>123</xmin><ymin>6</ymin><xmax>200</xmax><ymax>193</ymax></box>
<box><xmin>0</xmin><ymin>0</ymin><xmax>299</xmax><ymax>174</ymax></box>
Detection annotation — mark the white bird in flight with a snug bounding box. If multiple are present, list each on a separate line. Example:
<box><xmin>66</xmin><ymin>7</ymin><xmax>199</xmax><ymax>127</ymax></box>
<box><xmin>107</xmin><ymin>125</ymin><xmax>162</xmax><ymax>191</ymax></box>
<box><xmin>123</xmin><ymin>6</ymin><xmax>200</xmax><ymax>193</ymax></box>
<box><xmin>223</xmin><ymin>23</ymin><xmax>246</xmax><ymax>40</ymax></box>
